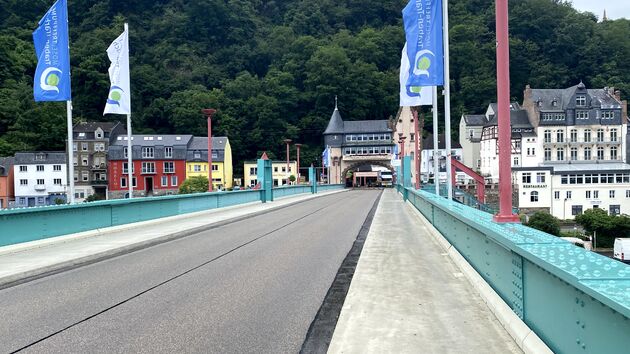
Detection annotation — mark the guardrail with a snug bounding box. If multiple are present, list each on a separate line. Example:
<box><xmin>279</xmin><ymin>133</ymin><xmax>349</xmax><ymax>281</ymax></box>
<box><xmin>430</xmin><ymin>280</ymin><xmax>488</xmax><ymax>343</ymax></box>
<box><xmin>399</xmin><ymin>186</ymin><xmax>630</xmax><ymax>354</ymax></box>
<box><xmin>0</xmin><ymin>176</ymin><xmax>346</xmax><ymax>247</ymax></box>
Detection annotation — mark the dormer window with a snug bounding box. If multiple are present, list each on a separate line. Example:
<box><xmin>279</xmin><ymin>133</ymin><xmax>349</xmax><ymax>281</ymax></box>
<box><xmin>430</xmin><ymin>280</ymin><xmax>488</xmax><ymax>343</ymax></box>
<box><xmin>552</xmin><ymin>99</ymin><xmax>558</xmax><ymax>107</ymax></box>
<box><xmin>537</xmin><ymin>98</ymin><xmax>542</xmax><ymax>107</ymax></box>
<box><xmin>35</xmin><ymin>154</ymin><xmax>45</xmax><ymax>161</ymax></box>
<box><xmin>576</xmin><ymin>95</ymin><xmax>586</xmax><ymax>107</ymax></box>
<box><xmin>95</xmin><ymin>129</ymin><xmax>104</xmax><ymax>139</ymax></box>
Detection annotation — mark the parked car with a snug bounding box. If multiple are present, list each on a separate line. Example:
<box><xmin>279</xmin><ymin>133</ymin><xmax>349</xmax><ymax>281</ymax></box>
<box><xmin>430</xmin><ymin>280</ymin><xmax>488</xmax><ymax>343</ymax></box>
<box><xmin>233</xmin><ymin>186</ymin><xmax>241</xmax><ymax>191</ymax></box>
<box><xmin>613</xmin><ymin>238</ymin><xmax>630</xmax><ymax>263</ymax></box>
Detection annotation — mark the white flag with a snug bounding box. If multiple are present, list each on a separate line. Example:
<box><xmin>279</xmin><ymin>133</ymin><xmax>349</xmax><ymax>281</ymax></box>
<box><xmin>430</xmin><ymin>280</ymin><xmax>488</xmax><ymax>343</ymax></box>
<box><xmin>400</xmin><ymin>43</ymin><xmax>432</xmax><ymax>107</ymax></box>
<box><xmin>104</xmin><ymin>24</ymin><xmax>131</xmax><ymax>115</ymax></box>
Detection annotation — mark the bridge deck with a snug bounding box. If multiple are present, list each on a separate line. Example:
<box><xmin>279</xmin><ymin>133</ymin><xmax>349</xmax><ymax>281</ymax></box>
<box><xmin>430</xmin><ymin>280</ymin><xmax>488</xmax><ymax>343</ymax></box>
<box><xmin>329</xmin><ymin>188</ymin><xmax>522</xmax><ymax>353</ymax></box>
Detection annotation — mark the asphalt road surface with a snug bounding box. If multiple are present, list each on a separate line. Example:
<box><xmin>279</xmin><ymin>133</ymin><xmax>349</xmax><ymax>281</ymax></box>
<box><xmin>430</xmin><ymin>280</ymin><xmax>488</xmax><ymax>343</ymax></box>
<box><xmin>0</xmin><ymin>190</ymin><xmax>381</xmax><ymax>354</ymax></box>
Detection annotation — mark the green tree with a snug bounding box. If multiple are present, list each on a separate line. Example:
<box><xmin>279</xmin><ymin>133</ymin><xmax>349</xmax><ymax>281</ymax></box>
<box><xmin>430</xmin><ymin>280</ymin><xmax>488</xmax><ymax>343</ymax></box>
<box><xmin>526</xmin><ymin>211</ymin><xmax>561</xmax><ymax>236</ymax></box>
<box><xmin>179</xmin><ymin>176</ymin><xmax>209</xmax><ymax>194</ymax></box>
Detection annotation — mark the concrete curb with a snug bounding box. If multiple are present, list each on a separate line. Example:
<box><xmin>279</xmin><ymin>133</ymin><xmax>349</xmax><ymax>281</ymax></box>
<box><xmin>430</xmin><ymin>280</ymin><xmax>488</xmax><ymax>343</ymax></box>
<box><xmin>405</xmin><ymin>201</ymin><xmax>553</xmax><ymax>354</ymax></box>
<box><xmin>0</xmin><ymin>189</ymin><xmax>348</xmax><ymax>289</ymax></box>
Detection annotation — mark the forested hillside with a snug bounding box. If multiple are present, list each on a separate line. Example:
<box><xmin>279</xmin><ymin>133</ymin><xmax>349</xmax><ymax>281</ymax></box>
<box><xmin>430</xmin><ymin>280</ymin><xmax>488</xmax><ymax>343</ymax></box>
<box><xmin>1</xmin><ymin>0</ymin><xmax>629</xmax><ymax>172</ymax></box>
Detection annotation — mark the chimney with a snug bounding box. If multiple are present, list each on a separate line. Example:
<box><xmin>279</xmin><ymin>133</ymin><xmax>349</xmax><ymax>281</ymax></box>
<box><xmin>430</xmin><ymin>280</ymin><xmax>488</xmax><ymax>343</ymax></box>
<box><xmin>615</xmin><ymin>90</ymin><xmax>622</xmax><ymax>102</ymax></box>
<box><xmin>622</xmin><ymin>100</ymin><xmax>628</xmax><ymax>124</ymax></box>
<box><xmin>524</xmin><ymin>84</ymin><xmax>532</xmax><ymax>101</ymax></box>
<box><xmin>522</xmin><ymin>84</ymin><xmax>539</xmax><ymax>129</ymax></box>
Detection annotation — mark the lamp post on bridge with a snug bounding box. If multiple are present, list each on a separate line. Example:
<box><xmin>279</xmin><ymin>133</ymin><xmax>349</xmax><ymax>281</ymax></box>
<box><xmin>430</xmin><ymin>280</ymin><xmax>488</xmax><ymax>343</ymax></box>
<box><xmin>202</xmin><ymin>108</ymin><xmax>216</xmax><ymax>192</ymax></box>
<box><xmin>283</xmin><ymin>139</ymin><xmax>292</xmax><ymax>185</ymax></box>
<box><xmin>399</xmin><ymin>133</ymin><xmax>407</xmax><ymax>187</ymax></box>
<box><xmin>295</xmin><ymin>143</ymin><xmax>302</xmax><ymax>184</ymax></box>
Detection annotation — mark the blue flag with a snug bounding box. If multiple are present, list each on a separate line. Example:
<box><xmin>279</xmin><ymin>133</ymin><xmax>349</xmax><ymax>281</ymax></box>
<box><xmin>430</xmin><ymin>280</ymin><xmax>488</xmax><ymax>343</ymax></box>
<box><xmin>402</xmin><ymin>0</ymin><xmax>444</xmax><ymax>87</ymax></box>
<box><xmin>322</xmin><ymin>146</ymin><xmax>330</xmax><ymax>168</ymax></box>
<box><xmin>33</xmin><ymin>0</ymin><xmax>71</xmax><ymax>101</ymax></box>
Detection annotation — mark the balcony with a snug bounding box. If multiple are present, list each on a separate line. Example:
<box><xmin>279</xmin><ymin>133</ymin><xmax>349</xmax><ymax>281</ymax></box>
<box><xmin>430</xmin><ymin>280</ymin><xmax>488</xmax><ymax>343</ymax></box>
<box><xmin>91</xmin><ymin>163</ymin><xmax>107</xmax><ymax>170</ymax></box>
<box><xmin>34</xmin><ymin>184</ymin><xmax>46</xmax><ymax>191</ymax></box>
<box><xmin>91</xmin><ymin>180</ymin><xmax>108</xmax><ymax>185</ymax></box>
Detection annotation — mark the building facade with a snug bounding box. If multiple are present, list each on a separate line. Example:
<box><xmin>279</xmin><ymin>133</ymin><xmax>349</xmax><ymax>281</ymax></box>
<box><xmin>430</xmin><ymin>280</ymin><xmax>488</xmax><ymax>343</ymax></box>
<box><xmin>420</xmin><ymin>134</ymin><xmax>464</xmax><ymax>184</ymax></box>
<box><xmin>108</xmin><ymin>135</ymin><xmax>191</xmax><ymax>199</ymax></box>
<box><xmin>185</xmin><ymin>136</ymin><xmax>233</xmax><ymax>190</ymax></box>
<box><xmin>243</xmin><ymin>160</ymin><xmax>297</xmax><ymax>187</ymax></box>
<box><xmin>12</xmin><ymin>152</ymin><xmax>67</xmax><ymax>207</ymax></box>
<box><xmin>480</xmin><ymin>83</ymin><xmax>630</xmax><ymax>219</ymax></box>
<box><xmin>459</xmin><ymin>114</ymin><xmax>486</xmax><ymax>171</ymax></box>
<box><xmin>324</xmin><ymin>105</ymin><xmax>395</xmax><ymax>186</ymax></box>
<box><xmin>72</xmin><ymin>122</ymin><xmax>125</xmax><ymax>201</ymax></box>
<box><xmin>0</xmin><ymin>157</ymin><xmax>15</xmax><ymax>209</ymax></box>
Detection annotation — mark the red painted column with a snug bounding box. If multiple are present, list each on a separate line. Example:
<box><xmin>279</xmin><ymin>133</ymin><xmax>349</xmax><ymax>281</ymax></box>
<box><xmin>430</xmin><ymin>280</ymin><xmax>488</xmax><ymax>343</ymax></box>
<box><xmin>202</xmin><ymin>109</ymin><xmax>216</xmax><ymax>192</ymax></box>
<box><xmin>493</xmin><ymin>0</ymin><xmax>519</xmax><ymax>223</ymax></box>
<box><xmin>295</xmin><ymin>143</ymin><xmax>302</xmax><ymax>183</ymax></box>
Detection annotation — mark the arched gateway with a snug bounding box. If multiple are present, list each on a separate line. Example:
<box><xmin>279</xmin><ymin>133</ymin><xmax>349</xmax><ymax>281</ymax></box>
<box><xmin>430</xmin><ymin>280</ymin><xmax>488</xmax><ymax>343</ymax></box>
<box><xmin>323</xmin><ymin>102</ymin><xmax>396</xmax><ymax>187</ymax></box>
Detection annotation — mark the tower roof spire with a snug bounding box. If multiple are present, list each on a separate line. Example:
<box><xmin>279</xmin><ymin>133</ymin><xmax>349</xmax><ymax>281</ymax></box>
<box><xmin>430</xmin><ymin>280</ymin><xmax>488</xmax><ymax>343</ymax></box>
<box><xmin>335</xmin><ymin>95</ymin><xmax>338</xmax><ymax>110</ymax></box>
<box><xmin>603</xmin><ymin>9</ymin><xmax>608</xmax><ymax>21</ymax></box>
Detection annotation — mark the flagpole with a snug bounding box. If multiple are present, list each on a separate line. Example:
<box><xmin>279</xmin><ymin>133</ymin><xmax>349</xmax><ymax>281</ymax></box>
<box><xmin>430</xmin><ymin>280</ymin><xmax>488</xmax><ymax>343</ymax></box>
<box><xmin>432</xmin><ymin>86</ymin><xmax>439</xmax><ymax>196</ymax></box>
<box><xmin>126</xmin><ymin>114</ymin><xmax>133</xmax><ymax>198</ymax></box>
<box><xmin>66</xmin><ymin>100</ymin><xmax>75</xmax><ymax>204</ymax></box>
<box><xmin>442</xmin><ymin>0</ymin><xmax>453</xmax><ymax>200</ymax></box>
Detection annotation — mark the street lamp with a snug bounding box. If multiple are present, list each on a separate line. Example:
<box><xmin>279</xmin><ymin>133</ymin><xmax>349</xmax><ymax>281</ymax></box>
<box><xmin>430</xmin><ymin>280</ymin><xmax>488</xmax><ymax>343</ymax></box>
<box><xmin>399</xmin><ymin>133</ymin><xmax>407</xmax><ymax>187</ymax></box>
<box><xmin>295</xmin><ymin>143</ymin><xmax>302</xmax><ymax>184</ymax></box>
<box><xmin>284</xmin><ymin>139</ymin><xmax>292</xmax><ymax>185</ymax></box>
<box><xmin>202</xmin><ymin>108</ymin><xmax>216</xmax><ymax>192</ymax></box>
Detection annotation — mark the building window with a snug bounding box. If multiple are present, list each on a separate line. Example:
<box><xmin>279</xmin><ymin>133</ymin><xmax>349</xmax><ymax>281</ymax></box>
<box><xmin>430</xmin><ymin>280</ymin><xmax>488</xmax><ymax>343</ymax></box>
<box><xmin>530</xmin><ymin>191</ymin><xmax>539</xmax><ymax>202</ymax></box>
<box><xmin>610</xmin><ymin>128</ymin><xmax>618</xmax><ymax>142</ymax></box>
<box><xmin>594</xmin><ymin>190</ymin><xmax>599</xmax><ymax>199</ymax></box>
<box><xmin>281</xmin><ymin>167</ymin><xmax>286</xmax><ymax>172</ymax></box>
<box><xmin>53</xmin><ymin>165</ymin><xmax>62</xmax><ymax>171</ymax></box>
<box><xmin>171</xmin><ymin>176</ymin><xmax>178</xmax><ymax>186</ymax></box>
<box><xmin>212</xmin><ymin>152</ymin><xmax>218</xmax><ymax>159</ymax></box>
<box><xmin>74</xmin><ymin>172</ymin><xmax>78</xmax><ymax>182</ymax></box>
<box><xmin>597</xmin><ymin>147</ymin><xmax>605</xmax><ymax>160</ymax></box>
<box><xmin>54</xmin><ymin>178</ymin><xmax>62</xmax><ymax>185</ymax></box>
<box><xmin>274</xmin><ymin>167</ymin><xmax>278</xmax><ymax>172</ymax></box>
<box><xmin>570</xmin><ymin>129</ymin><xmax>577</xmax><ymax>142</ymax></box>
<box><xmin>212</xmin><ymin>164</ymin><xmax>218</xmax><ymax>171</ymax></box>
<box><xmin>161</xmin><ymin>176</ymin><xmax>168</xmax><ymax>187</ymax></box>
<box><xmin>597</xmin><ymin>129</ymin><xmax>604</xmax><ymax>142</ymax></box>
<box><xmin>576</xmin><ymin>111</ymin><xmax>589</xmax><ymax>119</ymax></box>
<box><xmin>544</xmin><ymin>148</ymin><xmax>551</xmax><ymax>161</ymax></box>
<box><xmin>142</xmin><ymin>147</ymin><xmax>154</xmax><ymax>158</ymax></box>
<box><xmin>584</xmin><ymin>129</ymin><xmax>591</xmax><ymax>142</ymax></box>
<box><xmin>584</xmin><ymin>147</ymin><xmax>592</xmax><ymax>160</ymax></box>
<box><xmin>142</xmin><ymin>162</ymin><xmax>156</xmax><ymax>174</ymax></box>
<box><xmin>36</xmin><ymin>165</ymin><xmax>44</xmax><ymax>172</ymax></box>
<box><xmin>554</xmin><ymin>191</ymin><xmax>560</xmax><ymax>199</ymax></box>
<box><xmin>194</xmin><ymin>151</ymin><xmax>201</xmax><ymax>159</ymax></box>
<box><xmin>544</xmin><ymin>130</ymin><xmax>551</xmax><ymax>143</ymax></box>
<box><xmin>576</xmin><ymin>95</ymin><xmax>586</xmax><ymax>107</ymax></box>
<box><xmin>626</xmin><ymin>190</ymin><xmax>630</xmax><ymax>198</ymax></box>
<box><xmin>81</xmin><ymin>143</ymin><xmax>88</xmax><ymax>151</ymax></box>
<box><xmin>610</xmin><ymin>205</ymin><xmax>621</xmax><ymax>216</ymax></box>
<box><xmin>82</xmin><ymin>171</ymin><xmax>89</xmax><ymax>181</ymax></box>
<box><xmin>513</xmin><ymin>157</ymin><xmax>519</xmax><ymax>166</ymax></box>
<box><xmin>193</xmin><ymin>164</ymin><xmax>201</xmax><ymax>172</ymax></box>
<box><xmin>121</xmin><ymin>177</ymin><xmax>127</xmax><ymax>188</ymax></box>
<box><xmin>556</xmin><ymin>130</ymin><xmax>564</xmax><ymax>143</ymax></box>
<box><xmin>123</xmin><ymin>147</ymin><xmax>128</xmax><ymax>158</ymax></box>
<box><xmin>586</xmin><ymin>190</ymin><xmax>591</xmax><ymax>199</ymax></box>
<box><xmin>164</xmin><ymin>147</ymin><xmax>173</xmax><ymax>158</ymax></box>
<box><xmin>570</xmin><ymin>147</ymin><xmax>578</xmax><ymax>161</ymax></box>
<box><xmin>610</xmin><ymin>190</ymin><xmax>616</xmax><ymax>198</ymax></box>
<box><xmin>82</xmin><ymin>156</ymin><xmax>89</xmax><ymax>166</ymax></box>
<box><xmin>250</xmin><ymin>167</ymin><xmax>257</xmax><ymax>175</ymax></box>
<box><xmin>19</xmin><ymin>166</ymin><xmax>27</xmax><ymax>172</ymax></box>
<box><xmin>556</xmin><ymin>148</ymin><xmax>564</xmax><ymax>161</ymax></box>
<box><xmin>602</xmin><ymin>110</ymin><xmax>614</xmax><ymax>119</ymax></box>
<box><xmin>36</xmin><ymin>178</ymin><xmax>44</xmax><ymax>185</ymax></box>
<box><xmin>522</xmin><ymin>173</ymin><xmax>531</xmax><ymax>184</ymax></box>
<box><xmin>20</xmin><ymin>179</ymin><xmax>28</xmax><ymax>185</ymax></box>
<box><xmin>35</xmin><ymin>154</ymin><xmax>45</xmax><ymax>161</ymax></box>
<box><xmin>73</xmin><ymin>143</ymin><xmax>77</xmax><ymax>152</ymax></box>
<box><xmin>163</xmin><ymin>162</ymin><xmax>175</xmax><ymax>173</ymax></box>
<box><xmin>611</xmin><ymin>146</ymin><xmax>618</xmax><ymax>160</ymax></box>
<box><xmin>566</xmin><ymin>191</ymin><xmax>572</xmax><ymax>199</ymax></box>
<box><xmin>123</xmin><ymin>163</ymin><xmax>134</xmax><ymax>174</ymax></box>
<box><xmin>536</xmin><ymin>172</ymin><xmax>546</xmax><ymax>183</ymax></box>
<box><xmin>572</xmin><ymin>205</ymin><xmax>583</xmax><ymax>216</ymax></box>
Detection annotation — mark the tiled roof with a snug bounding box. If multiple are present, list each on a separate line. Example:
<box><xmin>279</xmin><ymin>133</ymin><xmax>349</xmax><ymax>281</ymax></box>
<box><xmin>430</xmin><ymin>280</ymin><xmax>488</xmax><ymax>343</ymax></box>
<box><xmin>112</xmin><ymin>134</ymin><xmax>193</xmax><ymax>146</ymax></box>
<box><xmin>74</xmin><ymin>121</ymin><xmax>122</xmax><ymax>133</ymax></box>
<box><xmin>323</xmin><ymin>108</ymin><xmax>344</xmax><ymax>134</ymax></box>
<box><xmin>323</xmin><ymin>108</ymin><xmax>391</xmax><ymax>134</ymax></box>
<box><xmin>422</xmin><ymin>134</ymin><xmax>462</xmax><ymax>149</ymax></box>
<box><xmin>188</xmin><ymin>136</ymin><xmax>228</xmax><ymax>150</ymax></box>
<box><xmin>14</xmin><ymin>152</ymin><xmax>66</xmax><ymax>165</ymax></box>
<box><xmin>463</xmin><ymin>115</ymin><xmax>487</xmax><ymax>126</ymax></box>
<box><xmin>0</xmin><ymin>157</ymin><xmax>15</xmax><ymax>176</ymax></box>
<box><xmin>485</xmin><ymin>110</ymin><xmax>532</xmax><ymax>128</ymax></box>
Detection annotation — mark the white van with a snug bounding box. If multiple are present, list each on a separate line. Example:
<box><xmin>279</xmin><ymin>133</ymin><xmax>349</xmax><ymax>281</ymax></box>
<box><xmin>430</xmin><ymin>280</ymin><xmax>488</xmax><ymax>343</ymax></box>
<box><xmin>613</xmin><ymin>238</ymin><xmax>630</xmax><ymax>263</ymax></box>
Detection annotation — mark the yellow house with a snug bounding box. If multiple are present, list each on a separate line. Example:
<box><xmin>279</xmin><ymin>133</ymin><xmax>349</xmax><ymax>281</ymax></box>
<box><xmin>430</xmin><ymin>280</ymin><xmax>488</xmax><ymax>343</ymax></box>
<box><xmin>243</xmin><ymin>160</ymin><xmax>297</xmax><ymax>187</ymax></box>
<box><xmin>186</xmin><ymin>136</ymin><xmax>233</xmax><ymax>190</ymax></box>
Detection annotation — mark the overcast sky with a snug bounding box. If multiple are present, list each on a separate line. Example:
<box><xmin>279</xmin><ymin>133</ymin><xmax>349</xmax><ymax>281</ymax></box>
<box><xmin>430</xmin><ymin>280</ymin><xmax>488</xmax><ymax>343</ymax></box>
<box><xmin>570</xmin><ymin>0</ymin><xmax>629</xmax><ymax>20</ymax></box>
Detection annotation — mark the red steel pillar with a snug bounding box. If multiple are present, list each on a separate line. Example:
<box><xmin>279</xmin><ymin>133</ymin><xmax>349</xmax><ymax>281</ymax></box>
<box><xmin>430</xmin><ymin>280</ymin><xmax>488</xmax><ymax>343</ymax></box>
<box><xmin>295</xmin><ymin>143</ymin><xmax>302</xmax><ymax>183</ymax></box>
<box><xmin>284</xmin><ymin>139</ymin><xmax>292</xmax><ymax>185</ymax></box>
<box><xmin>493</xmin><ymin>0</ymin><xmax>519</xmax><ymax>223</ymax></box>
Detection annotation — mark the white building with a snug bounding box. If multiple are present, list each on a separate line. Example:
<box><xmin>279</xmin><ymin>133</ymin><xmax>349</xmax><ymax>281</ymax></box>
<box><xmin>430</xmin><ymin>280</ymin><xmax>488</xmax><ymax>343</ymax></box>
<box><xmin>420</xmin><ymin>133</ymin><xmax>464</xmax><ymax>184</ymax></box>
<box><xmin>459</xmin><ymin>114</ymin><xmax>486</xmax><ymax>171</ymax></box>
<box><xmin>13</xmin><ymin>152</ymin><xmax>68</xmax><ymax>207</ymax></box>
<box><xmin>480</xmin><ymin>83</ymin><xmax>630</xmax><ymax>219</ymax></box>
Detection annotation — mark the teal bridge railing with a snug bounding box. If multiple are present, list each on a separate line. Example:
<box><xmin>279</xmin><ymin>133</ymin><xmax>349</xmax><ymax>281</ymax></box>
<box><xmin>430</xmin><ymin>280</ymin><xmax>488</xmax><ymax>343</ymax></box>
<box><xmin>396</xmin><ymin>175</ymin><xmax>630</xmax><ymax>353</ymax></box>
<box><xmin>0</xmin><ymin>164</ymin><xmax>344</xmax><ymax>248</ymax></box>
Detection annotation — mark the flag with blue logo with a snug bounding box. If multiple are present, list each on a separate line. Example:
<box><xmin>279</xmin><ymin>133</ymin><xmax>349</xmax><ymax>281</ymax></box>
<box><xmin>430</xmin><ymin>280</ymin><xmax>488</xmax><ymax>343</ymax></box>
<box><xmin>400</xmin><ymin>43</ymin><xmax>432</xmax><ymax>106</ymax></box>
<box><xmin>322</xmin><ymin>146</ymin><xmax>331</xmax><ymax>167</ymax></box>
<box><xmin>104</xmin><ymin>25</ymin><xmax>131</xmax><ymax>115</ymax></box>
<box><xmin>402</xmin><ymin>0</ymin><xmax>444</xmax><ymax>87</ymax></box>
<box><xmin>32</xmin><ymin>0</ymin><xmax>71</xmax><ymax>101</ymax></box>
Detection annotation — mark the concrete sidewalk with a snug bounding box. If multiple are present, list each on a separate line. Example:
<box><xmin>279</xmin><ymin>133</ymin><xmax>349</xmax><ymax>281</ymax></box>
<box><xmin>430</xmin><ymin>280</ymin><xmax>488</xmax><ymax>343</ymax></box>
<box><xmin>0</xmin><ymin>190</ymin><xmax>346</xmax><ymax>288</ymax></box>
<box><xmin>328</xmin><ymin>189</ymin><xmax>522</xmax><ymax>354</ymax></box>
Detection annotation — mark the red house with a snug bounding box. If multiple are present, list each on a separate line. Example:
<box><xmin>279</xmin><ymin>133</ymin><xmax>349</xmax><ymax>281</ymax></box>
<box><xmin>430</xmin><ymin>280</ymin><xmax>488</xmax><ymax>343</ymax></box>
<box><xmin>108</xmin><ymin>135</ymin><xmax>192</xmax><ymax>199</ymax></box>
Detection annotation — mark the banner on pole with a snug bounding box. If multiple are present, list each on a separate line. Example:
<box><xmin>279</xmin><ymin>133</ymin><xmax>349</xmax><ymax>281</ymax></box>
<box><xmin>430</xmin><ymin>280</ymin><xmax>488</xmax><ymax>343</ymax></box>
<box><xmin>322</xmin><ymin>146</ymin><xmax>331</xmax><ymax>168</ymax></box>
<box><xmin>104</xmin><ymin>25</ymin><xmax>131</xmax><ymax>115</ymax></box>
<box><xmin>399</xmin><ymin>43</ymin><xmax>432</xmax><ymax>106</ymax></box>
<box><xmin>33</xmin><ymin>0</ymin><xmax>71</xmax><ymax>102</ymax></box>
<box><xmin>402</xmin><ymin>0</ymin><xmax>444</xmax><ymax>87</ymax></box>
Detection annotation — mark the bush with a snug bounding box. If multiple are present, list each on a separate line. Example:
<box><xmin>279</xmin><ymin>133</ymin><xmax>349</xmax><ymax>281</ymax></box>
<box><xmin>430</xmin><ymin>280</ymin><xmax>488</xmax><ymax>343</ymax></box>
<box><xmin>179</xmin><ymin>176</ymin><xmax>209</xmax><ymax>194</ymax></box>
<box><xmin>526</xmin><ymin>211</ymin><xmax>561</xmax><ymax>236</ymax></box>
